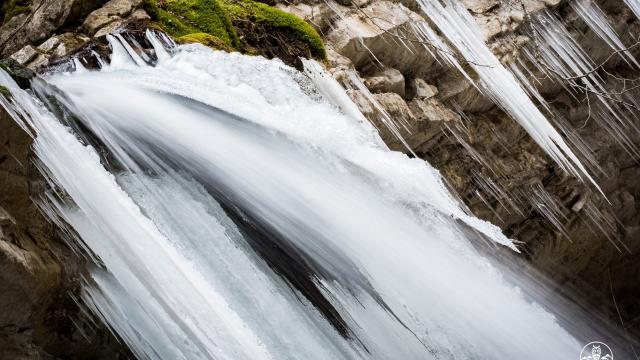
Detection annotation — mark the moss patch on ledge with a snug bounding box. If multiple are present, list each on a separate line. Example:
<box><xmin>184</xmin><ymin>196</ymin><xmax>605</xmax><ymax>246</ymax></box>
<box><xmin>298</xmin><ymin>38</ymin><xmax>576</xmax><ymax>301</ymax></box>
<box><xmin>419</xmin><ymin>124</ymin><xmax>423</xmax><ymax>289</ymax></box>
<box><xmin>2</xmin><ymin>0</ymin><xmax>32</xmax><ymax>23</ymax></box>
<box><xmin>143</xmin><ymin>0</ymin><xmax>239</xmax><ymax>47</ymax></box>
<box><xmin>222</xmin><ymin>0</ymin><xmax>325</xmax><ymax>59</ymax></box>
<box><xmin>177</xmin><ymin>32</ymin><xmax>234</xmax><ymax>52</ymax></box>
<box><xmin>143</xmin><ymin>0</ymin><xmax>326</xmax><ymax>67</ymax></box>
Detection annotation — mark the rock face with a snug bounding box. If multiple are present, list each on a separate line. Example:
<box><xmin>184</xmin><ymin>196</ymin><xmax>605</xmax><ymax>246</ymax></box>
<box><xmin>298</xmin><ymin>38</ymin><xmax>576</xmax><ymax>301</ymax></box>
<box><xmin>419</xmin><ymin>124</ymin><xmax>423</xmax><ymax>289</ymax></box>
<box><xmin>0</xmin><ymin>0</ymin><xmax>104</xmax><ymax>57</ymax></box>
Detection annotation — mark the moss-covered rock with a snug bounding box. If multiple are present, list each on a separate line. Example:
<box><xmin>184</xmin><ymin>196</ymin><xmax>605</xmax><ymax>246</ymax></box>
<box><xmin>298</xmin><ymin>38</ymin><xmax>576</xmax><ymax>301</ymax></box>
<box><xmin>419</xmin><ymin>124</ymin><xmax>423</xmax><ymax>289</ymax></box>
<box><xmin>222</xmin><ymin>0</ymin><xmax>325</xmax><ymax>59</ymax></box>
<box><xmin>143</xmin><ymin>0</ymin><xmax>326</xmax><ymax>67</ymax></box>
<box><xmin>143</xmin><ymin>0</ymin><xmax>240</xmax><ymax>48</ymax></box>
<box><xmin>177</xmin><ymin>32</ymin><xmax>234</xmax><ymax>51</ymax></box>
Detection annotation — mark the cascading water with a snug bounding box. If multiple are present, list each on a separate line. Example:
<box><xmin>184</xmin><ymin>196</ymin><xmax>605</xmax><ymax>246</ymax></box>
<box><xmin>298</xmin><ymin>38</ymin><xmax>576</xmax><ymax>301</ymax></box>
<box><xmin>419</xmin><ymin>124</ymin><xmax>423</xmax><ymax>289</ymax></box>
<box><xmin>0</xmin><ymin>31</ymin><xmax>612</xmax><ymax>359</ymax></box>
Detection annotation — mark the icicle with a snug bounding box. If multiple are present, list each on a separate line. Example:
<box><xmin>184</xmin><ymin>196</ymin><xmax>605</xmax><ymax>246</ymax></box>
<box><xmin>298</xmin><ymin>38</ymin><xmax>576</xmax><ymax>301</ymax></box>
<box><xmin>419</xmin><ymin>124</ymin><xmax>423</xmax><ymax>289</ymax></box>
<box><xmin>414</xmin><ymin>0</ymin><xmax>600</xmax><ymax>192</ymax></box>
<box><xmin>146</xmin><ymin>29</ymin><xmax>171</xmax><ymax>63</ymax></box>
<box><xmin>625</xmin><ymin>0</ymin><xmax>640</xmax><ymax>20</ymax></box>
<box><xmin>344</xmin><ymin>70</ymin><xmax>416</xmax><ymax>155</ymax></box>
<box><xmin>90</xmin><ymin>50</ymin><xmax>107</xmax><ymax>69</ymax></box>
<box><xmin>528</xmin><ymin>183</ymin><xmax>571</xmax><ymax>240</ymax></box>
<box><xmin>572</xmin><ymin>0</ymin><xmax>639</xmax><ymax>67</ymax></box>
<box><xmin>471</xmin><ymin>170</ymin><xmax>524</xmax><ymax>217</ymax></box>
<box><xmin>105</xmin><ymin>35</ymin><xmax>139</xmax><ymax>69</ymax></box>
<box><xmin>410</xmin><ymin>21</ymin><xmax>475</xmax><ymax>85</ymax></box>
<box><xmin>72</xmin><ymin>58</ymin><xmax>88</xmax><ymax>74</ymax></box>
<box><xmin>526</xmin><ymin>10</ymin><xmax>640</xmax><ymax>160</ymax></box>
<box><xmin>442</xmin><ymin>121</ymin><xmax>497</xmax><ymax>177</ymax></box>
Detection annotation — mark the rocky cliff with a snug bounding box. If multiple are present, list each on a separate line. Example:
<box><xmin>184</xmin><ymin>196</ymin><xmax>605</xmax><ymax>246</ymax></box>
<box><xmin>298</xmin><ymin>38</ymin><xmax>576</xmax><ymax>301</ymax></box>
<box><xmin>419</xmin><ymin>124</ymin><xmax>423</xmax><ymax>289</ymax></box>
<box><xmin>0</xmin><ymin>0</ymin><xmax>639</xmax><ymax>356</ymax></box>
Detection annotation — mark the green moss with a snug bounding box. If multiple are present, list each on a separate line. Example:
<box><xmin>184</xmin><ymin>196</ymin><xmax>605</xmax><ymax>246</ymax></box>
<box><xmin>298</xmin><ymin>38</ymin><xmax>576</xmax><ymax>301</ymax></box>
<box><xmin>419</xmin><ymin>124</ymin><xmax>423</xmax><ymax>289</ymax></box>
<box><xmin>222</xmin><ymin>0</ymin><xmax>326</xmax><ymax>59</ymax></box>
<box><xmin>143</xmin><ymin>0</ymin><xmax>326</xmax><ymax>62</ymax></box>
<box><xmin>177</xmin><ymin>32</ymin><xmax>234</xmax><ymax>51</ymax></box>
<box><xmin>2</xmin><ymin>0</ymin><xmax>31</xmax><ymax>22</ymax></box>
<box><xmin>144</xmin><ymin>0</ymin><xmax>239</xmax><ymax>47</ymax></box>
<box><xmin>0</xmin><ymin>85</ymin><xmax>12</xmax><ymax>98</ymax></box>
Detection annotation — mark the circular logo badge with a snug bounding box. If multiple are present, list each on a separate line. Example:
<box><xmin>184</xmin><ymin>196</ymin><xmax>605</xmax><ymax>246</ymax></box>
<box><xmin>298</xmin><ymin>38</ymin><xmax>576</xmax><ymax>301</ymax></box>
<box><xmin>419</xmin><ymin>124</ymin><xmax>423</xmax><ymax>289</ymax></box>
<box><xmin>580</xmin><ymin>342</ymin><xmax>613</xmax><ymax>360</ymax></box>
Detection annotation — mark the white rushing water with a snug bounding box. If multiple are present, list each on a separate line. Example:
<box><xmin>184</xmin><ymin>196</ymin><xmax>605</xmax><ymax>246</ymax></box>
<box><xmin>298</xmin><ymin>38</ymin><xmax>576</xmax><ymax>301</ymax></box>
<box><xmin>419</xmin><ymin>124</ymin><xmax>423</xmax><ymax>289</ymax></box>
<box><xmin>0</xmin><ymin>32</ymin><xmax>594</xmax><ymax>359</ymax></box>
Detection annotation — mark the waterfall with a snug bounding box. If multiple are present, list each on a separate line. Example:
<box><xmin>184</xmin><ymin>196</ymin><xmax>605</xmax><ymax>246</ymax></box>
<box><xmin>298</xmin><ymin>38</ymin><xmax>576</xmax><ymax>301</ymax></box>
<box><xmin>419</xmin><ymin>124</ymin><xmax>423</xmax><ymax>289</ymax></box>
<box><xmin>0</xmin><ymin>32</ymin><xmax>598</xmax><ymax>359</ymax></box>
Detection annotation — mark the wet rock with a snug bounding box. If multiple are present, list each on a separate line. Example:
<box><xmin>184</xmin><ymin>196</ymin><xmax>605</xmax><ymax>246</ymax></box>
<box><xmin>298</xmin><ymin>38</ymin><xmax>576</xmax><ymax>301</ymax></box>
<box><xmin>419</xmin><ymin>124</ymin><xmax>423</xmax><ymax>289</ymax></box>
<box><xmin>26</xmin><ymin>54</ymin><xmax>50</xmax><ymax>70</ymax></box>
<box><xmin>0</xmin><ymin>59</ymin><xmax>35</xmax><ymax>89</ymax></box>
<box><xmin>364</xmin><ymin>67</ymin><xmax>405</xmax><ymax>97</ymax></box>
<box><xmin>93</xmin><ymin>19</ymin><xmax>125</xmax><ymax>38</ymax></box>
<box><xmin>0</xmin><ymin>99</ymin><xmax>131</xmax><ymax>360</ymax></box>
<box><xmin>32</xmin><ymin>33</ymin><xmax>90</xmax><ymax>61</ymax></box>
<box><xmin>82</xmin><ymin>0</ymin><xmax>143</xmax><ymax>35</ymax></box>
<box><xmin>37</xmin><ymin>37</ymin><xmax>61</xmax><ymax>53</ymax></box>
<box><xmin>129</xmin><ymin>8</ymin><xmax>150</xmax><ymax>20</ymax></box>
<box><xmin>10</xmin><ymin>45</ymin><xmax>39</xmax><ymax>65</ymax></box>
<box><xmin>0</xmin><ymin>0</ymin><xmax>102</xmax><ymax>57</ymax></box>
<box><xmin>51</xmin><ymin>33</ymin><xmax>90</xmax><ymax>57</ymax></box>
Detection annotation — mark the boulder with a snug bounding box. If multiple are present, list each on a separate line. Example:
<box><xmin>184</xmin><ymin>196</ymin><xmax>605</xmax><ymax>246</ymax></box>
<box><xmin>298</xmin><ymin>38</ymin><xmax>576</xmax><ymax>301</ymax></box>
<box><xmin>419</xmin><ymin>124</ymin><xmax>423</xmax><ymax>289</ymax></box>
<box><xmin>93</xmin><ymin>19</ymin><xmax>125</xmax><ymax>38</ymax></box>
<box><xmin>26</xmin><ymin>54</ymin><xmax>50</xmax><ymax>70</ymax></box>
<box><xmin>10</xmin><ymin>45</ymin><xmax>39</xmax><ymax>65</ymax></box>
<box><xmin>37</xmin><ymin>37</ymin><xmax>61</xmax><ymax>52</ymax></box>
<box><xmin>364</xmin><ymin>67</ymin><xmax>405</xmax><ymax>97</ymax></box>
<box><xmin>30</xmin><ymin>33</ymin><xmax>90</xmax><ymax>60</ymax></box>
<box><xmin>325</xmin><ymin>1</ymin><xmax>441</xmax><ymax>78</ymax></box>
<box><xmin>0</xmin><ymin>0</ymin><xmax>102</xmax><ymax>57</ymax></box>
<box><xmin>372</xmin><ymin>92</ymin><xmax>415</xmax><ymax>124</ymax></box>
<box><xmin>82</xmin><ymin>0</ymin><xmax>143</xmax><ymax>35</ymax></box>
<box><xmin>407</xmin><ymin>78</ymin><xmax>438</xmax><ymax>99</ymax></box>
<box><xmin>408</xmin><ymin>98</ymin><xmax>460</xmax><ymax>123</ymax></box>
<box><xmin>50</xmin><ymin>33</ymin><xmax>90</xmax><ymax>57</ymax></box>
